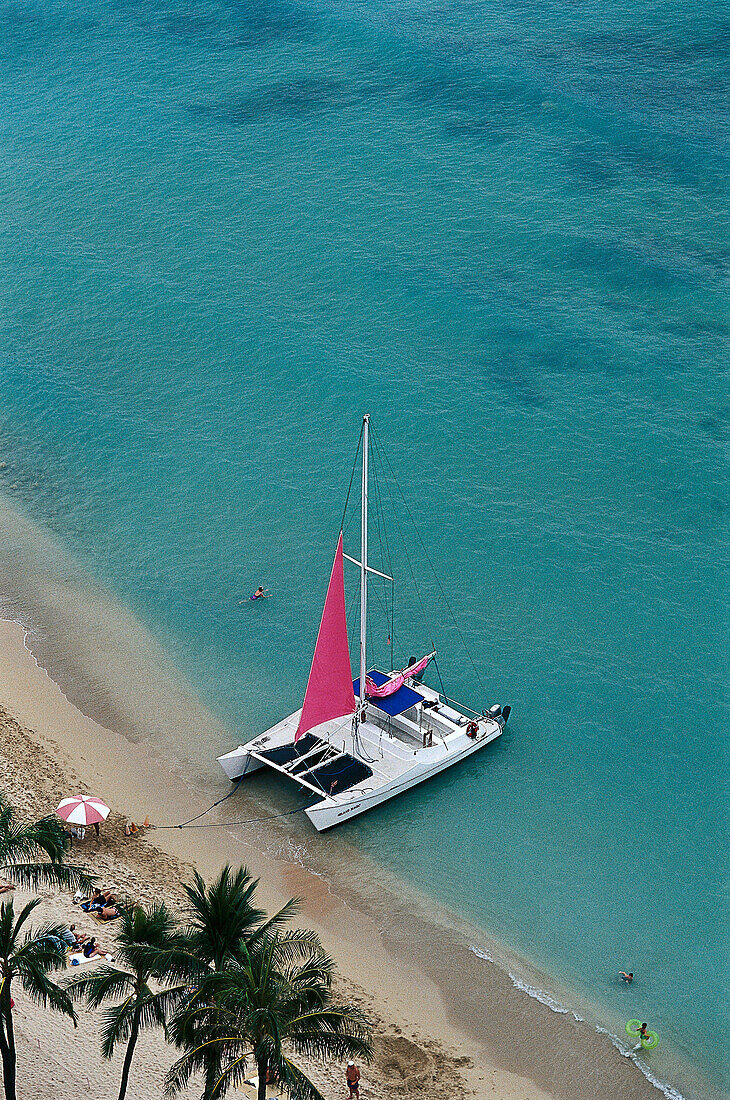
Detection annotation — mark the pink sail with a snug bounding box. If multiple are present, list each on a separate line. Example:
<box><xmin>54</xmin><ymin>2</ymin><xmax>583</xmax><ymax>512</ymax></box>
<box><xmin>365</xmin><ymin>652</ymin><xmax>435</xmax><ymax>698</ymax></box>
<box><xmin>296</xmin><ymin>532</ymin><xmax>356</xmax><ymax>742</ymax></box>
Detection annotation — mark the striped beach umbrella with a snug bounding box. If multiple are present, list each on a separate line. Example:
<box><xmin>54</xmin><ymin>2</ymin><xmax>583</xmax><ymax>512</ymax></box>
<box><xmin>56</xmin><ymin>795</ymin><xmax>111</xmax><ymax>827</ymax></box>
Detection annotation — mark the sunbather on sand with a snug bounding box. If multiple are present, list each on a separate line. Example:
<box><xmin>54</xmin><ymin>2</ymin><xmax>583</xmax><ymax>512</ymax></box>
<box><xmin>81</xmin><ymin>889</ymin><xmax>105</xmax><ymax>909</ymax></box>
<box><xmin>78</xmin><ymin>937</ymin><xmax>109</xmax><ymax>960</ymax></box>
<box><xmin>97</xmin><ymin>905</ymin><xmax>121</xmax><ymax>921</ymax></box>
<box><xmin>60</xmin><ymin>924</ymin><xmax>87</xmax><ymax>947</ymax></box>
<box><xmin>82</xmin><ymin>889</ymin><xmax>117</xmax><ymax>912</ymax></box>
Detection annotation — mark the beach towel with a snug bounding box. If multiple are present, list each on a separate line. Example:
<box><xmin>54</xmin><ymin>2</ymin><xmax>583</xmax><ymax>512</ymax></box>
<box><xmin>69</xmin><ymin>952</ymin><xmax>113</xmax><ymax>966</ymax></box>
<box><xmin>69</xmin><ymin>953</ymin><xmax>96</xmax><ymax>966</ymax></box>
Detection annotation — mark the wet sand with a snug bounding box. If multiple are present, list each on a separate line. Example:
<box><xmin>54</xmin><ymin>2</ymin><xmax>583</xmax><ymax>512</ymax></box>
<box><xmin>0</xmin><ymin>611</ymin><xmax>666</xmax><ymax>1100</ymax></box>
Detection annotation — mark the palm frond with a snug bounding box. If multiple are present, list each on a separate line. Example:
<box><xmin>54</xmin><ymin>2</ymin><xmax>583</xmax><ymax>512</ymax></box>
<box><xmin>67</xmin><ymin>965</ymin><xmax>135</xmax><ymax>1007</ymax></box>
<box><xmin>254</xmin><ymin>895</ymin><xmax>301</xmax><ymax>937</ymax></box>
<box><xmin>1</xmin><ymin>860</ymin><xmax>93</xmax><ymax>892</ymax></box>
<box><xmin>181</xmin><ymin>865</ymin><xmax>269</xmax><ymax>969</ymax></box>
<box><xmin>2</xmin><ymin>896</ymin><xmax>42</xmax><ymax>944</ymax></box>
<box><xmin>164</xmin><ymin>1031</ymin><xmax>250</xmax><ymax>1096</ymax></box>
<box><xmin>122</xmin><ymin>939</ymin><xmax>206</xmax><ymax>986</ymax></box>
<box><xmin>99</xmin><ymin>998</ymin><xmax>136</xmax><ymax>1059</ymax></box>
<box><xmin>13</xmin><ymin>956</ymin><xmax>77</xmax><ymax>1023</ymax></box>
<box><xmin>208</xmin><ymin>1050</ymin><xmax>256</xmax><ymax>1099</ymax></box>
<box><xmin>277</xmin><ymin>1056</ymin><xmax>327</xmax><ymax>1100</ymax></box>
<box><xmin>15</xmin><ymin>816</ymin><xmax>68</xmax><ymax>862</ymax></box>
<box><xmin>164</xmin><ymin>1048</ymin><xmax>199</xmax><ymax>1096</ymax></box>
<box><xmin>135</xmin><ymin>988</ymin><xmax>170</xmax><ymax>1030</ymax></box>
<box><xmin>140</xmin><ymin>983</ymin><xmax>192</xmax><ymax>1022</ymax></box>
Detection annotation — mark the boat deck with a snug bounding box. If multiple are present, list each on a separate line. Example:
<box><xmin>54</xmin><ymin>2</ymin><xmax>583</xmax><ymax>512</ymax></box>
<box><xmin>241</xmin><ymin>685</ymin><xmax>488</xmax><ymax>792</ymax></box>
<box><xmin>217</xmin><ymin>675</ymin><xmax>507</xmax><ymax>830</ymax></box>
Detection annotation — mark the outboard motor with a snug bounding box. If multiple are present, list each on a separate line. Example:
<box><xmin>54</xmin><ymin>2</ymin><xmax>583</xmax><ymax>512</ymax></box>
<box><xmin>488</xmin><ymin>704</ymin><xmax>511</xmax><ymax>729</ymax></box>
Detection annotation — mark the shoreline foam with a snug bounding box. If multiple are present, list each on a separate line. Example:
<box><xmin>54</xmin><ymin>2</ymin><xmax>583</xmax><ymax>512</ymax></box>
<box><xmin>0</xmin><ymin>493</ymin><xmax>715</xmax><ymax>1100</ymax></box>
<box><xmin>0</xmin><ymin>607</ymin><xmax>696</xmax><ymax>1100</ymax></box>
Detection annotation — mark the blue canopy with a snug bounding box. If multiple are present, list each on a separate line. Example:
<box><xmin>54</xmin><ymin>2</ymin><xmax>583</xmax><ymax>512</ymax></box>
<box><xmin>352</xmin><ymin>670</ymin><xmax>424</xmax><ymax>717</ymax></box>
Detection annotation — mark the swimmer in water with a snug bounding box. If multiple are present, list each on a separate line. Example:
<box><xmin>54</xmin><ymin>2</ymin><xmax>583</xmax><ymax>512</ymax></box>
<box><xmin>619</xmin><ymin>972</ymin><xmax>634</xmax><ymax>983</ymax></box>
<box><xmin>240</xmin><ymin>587</ymin><xmax>270</xmax><ymax>603</ymax></box>
<box><xmin>634</xmin><ymin>1022</ymin><xmax>650</xmax><ymax>1050</ymax></box>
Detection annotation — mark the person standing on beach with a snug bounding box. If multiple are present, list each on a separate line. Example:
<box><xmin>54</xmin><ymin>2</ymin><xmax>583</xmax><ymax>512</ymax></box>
<box><xmin>345</xmin><ymin>1061</ymin><xmax>361</xmax><ymax>1098</ymax></box>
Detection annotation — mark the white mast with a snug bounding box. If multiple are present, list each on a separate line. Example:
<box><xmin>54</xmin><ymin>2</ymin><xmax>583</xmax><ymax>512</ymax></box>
<box><xmin>359</xmin><ymin>414</ymin><xmax>370</xmax><ymax>711</ymax></box>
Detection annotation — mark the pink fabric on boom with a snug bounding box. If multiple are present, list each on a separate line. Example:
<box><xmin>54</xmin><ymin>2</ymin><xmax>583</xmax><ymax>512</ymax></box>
<box><xmin>365</xmin><ymin>652</ymin><xmax>434</xmax><ymax>698</ymax></box>
<box><xmin>296</xmin><ymin>532</ymin><xmax>356</xmax><ymax>742</ymax></box>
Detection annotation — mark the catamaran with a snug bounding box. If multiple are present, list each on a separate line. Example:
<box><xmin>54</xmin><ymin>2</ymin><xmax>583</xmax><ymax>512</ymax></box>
<box><xmin>218</xmin><ymin>415</ymin><xmax>510</xmax><ymax>831</ymax></box>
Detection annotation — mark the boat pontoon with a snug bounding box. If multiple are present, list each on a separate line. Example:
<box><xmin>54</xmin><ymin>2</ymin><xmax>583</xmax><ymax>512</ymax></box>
<box><xmin>218</xmin><ymin>415</ymin><xmax>510</xmax><ymax>831</ymax></box>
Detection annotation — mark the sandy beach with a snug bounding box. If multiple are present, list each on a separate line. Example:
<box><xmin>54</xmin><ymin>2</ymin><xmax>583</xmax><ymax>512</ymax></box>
<box><xmin>0</xmin><ymin>616</ymin><xmax>549</xmax><ymax>1100</ymax></box>
<box><xmin>0</xmin><ymin>614</ymin><xmax>668</xmax><ymax>1100</ymax></box>
<box><xmin>1</xmin><ymin>0</ymin><xmax>725</xmax><ymax>1093</ymax></box>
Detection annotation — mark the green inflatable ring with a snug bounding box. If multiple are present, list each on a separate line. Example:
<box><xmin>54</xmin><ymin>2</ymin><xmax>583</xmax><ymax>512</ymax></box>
<box><xmin>641</xmin><ymin>1031</ymin><xmax>659</xmax><ymax>1050</ymax></box>
<box><xmin>626</xmin><ymin>1020</ymin><xmax>642</xmax><ymax>1036</ymax></box>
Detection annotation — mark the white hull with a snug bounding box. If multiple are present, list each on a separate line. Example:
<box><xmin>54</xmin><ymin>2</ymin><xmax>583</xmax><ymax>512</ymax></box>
<box><xmin>304</xmin><ymin>726</ymin><xmax>500</xmax><ymax>830</ymax></box>
<box><xmin>217</xmin><ymin>682</ymin><xmax>505</xmax><ymax>831</ymax></box>
<box><xmin>217</xmin><ymin>747</ymin><xmax>266</xmax><ymax>781</ymax></box>
<box><xmin>217</xmin><ymin>416</ymin><xmax>510</xmax><ymax>831</ymax></box>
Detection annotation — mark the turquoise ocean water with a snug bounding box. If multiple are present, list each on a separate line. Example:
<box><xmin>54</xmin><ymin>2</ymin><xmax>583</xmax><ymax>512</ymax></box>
<box><xmin>0</xmin><ymin>1</ymin><xmax>727</xmax><ymax>1095</ymax></box>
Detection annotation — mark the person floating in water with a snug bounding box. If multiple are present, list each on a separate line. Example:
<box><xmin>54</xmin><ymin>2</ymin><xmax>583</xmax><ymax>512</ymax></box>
<box><xmin>619</xmin><ymin>971</ymin><xmax>634</xmax><ymax>983</ymax></box>
<box><xmin>634</xmin><ymin>1021</ymin><xmax>650</xmax><ymax>1050</ymax></box>
<box><xmin>240</xmin><ymin>586</ymin><xmax>270</xmax><ymax>603</ymax></box>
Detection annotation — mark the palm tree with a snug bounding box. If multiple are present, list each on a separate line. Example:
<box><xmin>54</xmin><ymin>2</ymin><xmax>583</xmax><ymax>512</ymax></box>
<box><xmin>159</xmin><ymin>865</ymin><xmax>299</xmax><ymax>1099</ymax></box>
<box><xmin>0</xmin><ymin>897</ymin><xmax>77</xmax><ymax>1100</ymax></box>
<box><xmin>0</xmin><ymin>793</ymin><xmax>92</xmax><ymax>893</ymax></box>
<box><xmin>181</xmin><ymin>865</ymin><xmax>296</xmax><ymax>972</ymax></box>
<box><xmin>68</xmin><ymin>902</ymin><xmax>182</xmax><ymax>1100</ymax></box>
<box><xmin>165</xmin><ymin>927</ymin><xmax>373</xmax><ymax>1100</ymax></box>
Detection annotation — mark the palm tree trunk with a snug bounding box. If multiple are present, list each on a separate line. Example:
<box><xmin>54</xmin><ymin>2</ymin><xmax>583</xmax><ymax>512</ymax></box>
<box><xmin>257</xmin><ymin>1057</ymin><xmax>268</xmax><ymax>1100</ymax></box>
<box><xmin>116</xmin><ymin>1003</ymin><xmax>142</xmax><ymax>1100</ymax></box>
<box><xmin>0</xmin><ymin>984</ymin><xmax>17</xmax><ymax>1100</ymax></box>
<box><xmin>203</xmin><ymin>1057</ymin><xmax>218</xmax><ymax>1100</ymax></box>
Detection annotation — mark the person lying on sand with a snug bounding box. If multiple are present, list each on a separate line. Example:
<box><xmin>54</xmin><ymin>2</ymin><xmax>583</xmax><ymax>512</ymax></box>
<box><xmin>0</xmin><ymin>880</ymin><xmax>15</xmax><ymax>895</ymax></box>
<box><xmin>82</xmin><ymin>889</ymin><xmax>118</xmax><ymax>911</ymax></box>
<box><xmin>81</xmin><ymin>889</ymin><xmax>106</xmax><ymax>909</ymax></box>
<box><xmin>76</xmin><ymin>937</ymin><xmax>110</xmax><ymax>960</ymax></box>
<box><xmin>97</xmin><ymin>905</ymin><xmax>121</xmax><ymax>922</ymax></box>
<box><xmin>60</xmin><ymin>924</ymin><xmax>87</xmax><ymax>947</ymax></box>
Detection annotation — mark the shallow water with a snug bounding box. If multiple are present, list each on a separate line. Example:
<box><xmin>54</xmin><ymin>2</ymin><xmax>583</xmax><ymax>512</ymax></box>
<box><xmin>0</xmin><ymin>1</ymin><xmax>727</xmax><ymax>1096</ymax></box>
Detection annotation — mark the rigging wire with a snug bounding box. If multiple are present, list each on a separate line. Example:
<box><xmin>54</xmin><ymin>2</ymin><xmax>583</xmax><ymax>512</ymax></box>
<box><xmin>150</xmin><ymin>755</ymin><xmax>314</xmax><ymax>829</ymax></box>
<box><xmin>340</xmin><ymin>420</ymin><xmax>364</xmax><ymax>533</ymax></box>
<box><xmin>370</xmin><ymin>425</ymin><xmax>486</xmax><ymax>696</ymax></box>
<box><xmin>370</xmin><ymin>429</ymin><xmax>438</xmax><ymax>658</ymax></box>
<box><xmin>170</xmin><ymin>765</ymin><xmax>249</xmax><ymax>828</ymax></box>
<box><xmin>371</xmin><ymin>446</ymin><xmax>396</xmax><ymax>663</ymax></box>
<box><xmin>431</xmin><ymin>654</ymin><xmax>448</xmax><ymax>699</ymax></box>
<box><xmin>160</xmin><ymin>421</ymin><xmax>497</xmax><ymax>835</ymax></box>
